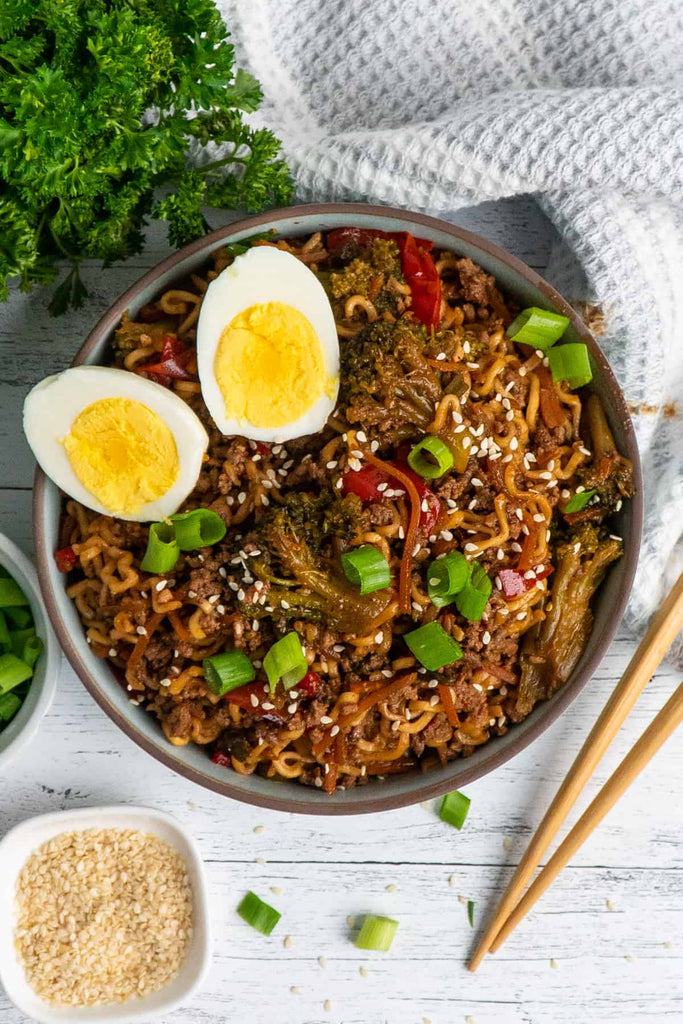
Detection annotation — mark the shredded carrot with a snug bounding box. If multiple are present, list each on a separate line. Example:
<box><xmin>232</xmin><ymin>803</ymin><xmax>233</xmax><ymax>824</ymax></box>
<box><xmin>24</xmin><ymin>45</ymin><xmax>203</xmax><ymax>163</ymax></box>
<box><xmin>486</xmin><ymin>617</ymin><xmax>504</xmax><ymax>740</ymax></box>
<box><xmin>168</xmin><ymin>610</ymin><xmax>194</xmax><ymax>641</ymax></box>
<box><xmin>342</xmin><ymin>672</ymin><xmax>417</xmax><ymax>728</ymax></box>
<box><xmin>427</xmin><ymin>358</ymin><xmax>462</xmax><ymax>372</ymax></box>
<box><xmin>438</xmin><ymin>684</ymin><xmax>460</xmax><ymax>727</ymax></box>
<box><xmin>536</xmin><ymin>365</ymin><xmax>565</xmax><ymax>429</ymax></box>
<box><xmin>125</xmin><ymin>612</ymin><xmax>164</xmax><ymax>687</ymax></box>
<box><xmin>323</xmin><ymin>761</ymin><xmax>338</xmax><ymax>794</ymax></box>
<box><xmin>363</xmin><ymin>451</ymin><xmax>421</xmax><ymax>614</ymax></box>
<box><xmin>480</xmin><ymin>660</ymin><xmax>517</xmax><ymax>683</ymax></box>
<box><xmin>517</xmin><ymin>517</ymin><xmax>540</xmax><ymax>571</ymax></box>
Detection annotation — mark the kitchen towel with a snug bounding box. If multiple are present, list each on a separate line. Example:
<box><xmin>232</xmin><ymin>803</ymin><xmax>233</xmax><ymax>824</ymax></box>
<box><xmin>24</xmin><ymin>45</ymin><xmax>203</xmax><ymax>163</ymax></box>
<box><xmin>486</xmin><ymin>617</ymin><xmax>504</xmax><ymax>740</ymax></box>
<box><xmin>218</xmin><ymin>0</ymin><xmax>683</xmax><ymax>654</ymax></box>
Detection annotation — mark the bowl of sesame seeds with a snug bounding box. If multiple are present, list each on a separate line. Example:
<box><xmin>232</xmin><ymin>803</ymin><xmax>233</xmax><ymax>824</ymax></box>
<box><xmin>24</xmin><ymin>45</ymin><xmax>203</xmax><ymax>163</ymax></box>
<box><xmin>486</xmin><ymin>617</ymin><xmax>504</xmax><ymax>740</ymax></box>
<box><xmin>0</xmin><ymin>805</ymin><xmax>211</xmax><ymax>1024</ymax></box>
<box><xmin>31</xmin><ymin>203</ymin><xmax>642</xmax><ymax>814</ymax></box>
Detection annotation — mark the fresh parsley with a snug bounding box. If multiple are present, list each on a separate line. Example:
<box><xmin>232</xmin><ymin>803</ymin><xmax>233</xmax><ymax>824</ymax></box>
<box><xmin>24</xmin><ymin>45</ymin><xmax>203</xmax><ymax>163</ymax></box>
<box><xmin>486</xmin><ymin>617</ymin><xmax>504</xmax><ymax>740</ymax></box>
<box><xmin>0</xmin><ymin>0</ymin><xmax>293</xmax><ymax>313</ymax></box>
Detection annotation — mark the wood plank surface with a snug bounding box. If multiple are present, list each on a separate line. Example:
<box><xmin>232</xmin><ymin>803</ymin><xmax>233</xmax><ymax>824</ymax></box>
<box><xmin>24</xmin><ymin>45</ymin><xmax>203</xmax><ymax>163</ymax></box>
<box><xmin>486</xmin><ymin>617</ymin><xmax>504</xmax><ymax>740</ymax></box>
<box><xmin>1</xmin><ymin>198</ymin><xmax>680</xmax><ymax>1024</ymax></box>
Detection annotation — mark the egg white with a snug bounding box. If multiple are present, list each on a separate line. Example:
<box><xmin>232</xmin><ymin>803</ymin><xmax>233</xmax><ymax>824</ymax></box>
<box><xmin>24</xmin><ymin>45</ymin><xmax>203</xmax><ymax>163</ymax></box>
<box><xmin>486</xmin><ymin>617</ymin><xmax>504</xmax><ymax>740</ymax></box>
<box><xmin>23</xmin><ymin>365</ymin><xmax>209</xmax><ymax>522</ymax></box>
<box><xmin>196</xmin><ymin>245</ymin><xmax>339</xmax><ymax>443</ymax></box>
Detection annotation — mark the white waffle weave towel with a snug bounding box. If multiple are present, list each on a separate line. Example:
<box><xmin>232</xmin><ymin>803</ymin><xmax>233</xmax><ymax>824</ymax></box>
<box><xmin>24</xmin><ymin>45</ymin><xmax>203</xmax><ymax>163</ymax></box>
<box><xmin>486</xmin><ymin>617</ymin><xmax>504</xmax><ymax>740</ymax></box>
<box><xmin>219</xmin><ymin>0</ymin><xmax>683</xmax><ymax>654</ymax></box>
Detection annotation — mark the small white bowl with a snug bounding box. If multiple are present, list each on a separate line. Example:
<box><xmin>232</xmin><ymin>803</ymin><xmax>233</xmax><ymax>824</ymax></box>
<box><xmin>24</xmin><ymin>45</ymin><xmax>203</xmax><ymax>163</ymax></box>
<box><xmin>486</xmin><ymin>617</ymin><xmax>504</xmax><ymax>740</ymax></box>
<box><xmin>0</xmin><ymin>532</ymin><xmax>59</xmax><ymax>771</ymax></box>
<box><xmin>0</xmin><ymin>805</ymin><xmax>212</xmax><ymax>1024</ymax></box>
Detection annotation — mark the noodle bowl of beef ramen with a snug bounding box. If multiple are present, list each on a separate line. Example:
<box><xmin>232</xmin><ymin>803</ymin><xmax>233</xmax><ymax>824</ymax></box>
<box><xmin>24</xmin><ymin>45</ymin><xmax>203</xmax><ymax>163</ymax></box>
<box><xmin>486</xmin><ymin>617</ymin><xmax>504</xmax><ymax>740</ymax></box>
<box><xmin>31</xmin><ymin>204</ymin><xmax>642</xmax><ymax>814</ymax></box>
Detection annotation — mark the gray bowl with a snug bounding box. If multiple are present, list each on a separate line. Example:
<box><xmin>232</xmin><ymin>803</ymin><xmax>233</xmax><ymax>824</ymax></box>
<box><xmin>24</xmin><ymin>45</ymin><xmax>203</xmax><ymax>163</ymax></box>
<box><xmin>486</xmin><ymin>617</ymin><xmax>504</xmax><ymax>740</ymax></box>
<box><xmin>32</xmin><ymin>203</ymin><xmax>642</xmax><ymax>814</ymax></box>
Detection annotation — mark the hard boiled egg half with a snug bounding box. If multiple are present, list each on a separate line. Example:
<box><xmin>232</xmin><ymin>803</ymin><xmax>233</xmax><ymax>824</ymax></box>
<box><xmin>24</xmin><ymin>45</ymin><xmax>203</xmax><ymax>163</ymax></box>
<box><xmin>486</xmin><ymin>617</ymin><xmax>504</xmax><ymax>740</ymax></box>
<box><xmin>197</xmin><ymin>245</ymin><xmax>339</xmax><ymax>443</ymax></box>
<box><xmin>24</xmin><ymin>366</ymin><xmax>208</xmax><ymax>521</ymax></box>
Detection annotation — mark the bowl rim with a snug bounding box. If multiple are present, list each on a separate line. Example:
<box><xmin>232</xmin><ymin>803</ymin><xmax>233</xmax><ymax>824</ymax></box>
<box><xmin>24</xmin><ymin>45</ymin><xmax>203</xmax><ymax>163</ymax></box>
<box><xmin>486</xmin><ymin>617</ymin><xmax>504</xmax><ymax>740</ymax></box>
<box><xmin>32</xmin><ymin>201</ymin><xmax>643</xmax><ymax>815</ymax></box>
<box><xmin>0</xmin><ymin>803</ymin><xmax>211</xmax><ymax>1024</ymax></box>
<box><xmin>0</xmin><ymin>531</ymin><xmax>59</xmax><ymax>771</ymax></box>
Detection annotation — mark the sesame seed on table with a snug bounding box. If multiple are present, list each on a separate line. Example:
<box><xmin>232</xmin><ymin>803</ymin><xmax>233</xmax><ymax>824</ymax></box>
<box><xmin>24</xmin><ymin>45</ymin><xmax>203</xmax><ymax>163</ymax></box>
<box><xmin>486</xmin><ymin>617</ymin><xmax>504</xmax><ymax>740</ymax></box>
<box><xmin>0</xmin><ymin>205</ymin><xmax>681</xmax><ymax>1024</ymax></box>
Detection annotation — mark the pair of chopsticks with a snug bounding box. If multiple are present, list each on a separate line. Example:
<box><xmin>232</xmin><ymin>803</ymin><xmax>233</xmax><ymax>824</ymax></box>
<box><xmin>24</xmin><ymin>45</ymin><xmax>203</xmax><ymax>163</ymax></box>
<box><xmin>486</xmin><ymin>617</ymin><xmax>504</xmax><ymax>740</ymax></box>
<box><xmin>469</xmin><ymin>571</ymin><xmax>683</xmax><ymax>971</ymax></box>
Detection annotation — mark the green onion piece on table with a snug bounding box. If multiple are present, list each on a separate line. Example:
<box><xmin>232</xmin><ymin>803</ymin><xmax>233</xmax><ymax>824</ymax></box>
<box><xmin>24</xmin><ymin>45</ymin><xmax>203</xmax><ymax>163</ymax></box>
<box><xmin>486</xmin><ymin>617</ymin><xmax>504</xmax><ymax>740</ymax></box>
<box><xmin>21</xmin><ymin>635</ymin><xmax>43</xmax><ymax>670</ymax></box>
<box><xmin>0</xmin><ymin>577</ymin><xmax>29</xmax><ymax>608</ymax></box>
<box><xmin>562</xmin><ymin>488</ymin><xmax>596</xmax><ymax>513</ymax></box>
<box><xmin>341</xmin><ymin>545</ymin><xmax>392</xmax><ymax>595</ymax></box>
<box><xmin>0</xmin><ymin>691</ymin><xmax>21</xmax><ymax>722</ymax></box>
<box><xmin>427</xmin><ymin>552</ymin><xmax>470</xmax><ymax>608</ymax></box>
<box><xmin>203</xmin><ymin>650</ymin><xmax>255</xmax><ymax>696</ymax></box>
<box><xmin>0</xmin><ymin>653</ymin><xmax>33</xmax><ymax>694</ymax></box>
<box><xmin>404</xmin><ymin>621</ymin><xmax>463</xmax><ymax>671</ymax></box>
<box><xmin>237</xmin><ymin>891</ymin><xmax>281</xmax><ymax>935</ymax></box>
<box><xmin>407</xmin><ymin>436</ymin><xmax>454</xmax><ymax>479</ymax></box>
<box><xmin>171</xmin><ymin>509</ymin><xmax>227</xmax><ymax>550</ymax></box>
<box><xmin>5</xmin><ymin>606</ymin><xmax>33</xmax><ymax>629</ymax></box>
<box><xmin>355</xmin><ymin>915</ymin><xmax>398</xmax><ymax>951</ymax></box>
<box><xmin>140</xmin><ymin>522</ymin><xmax>180</xmax><ymax>574</ymax></box>
<box><xmin>467</xmin><ymin>900</ymin><xmax>475</xmax><ymax>927</ymax></box>
<box><xmin>455</xmin><ymin>563</ymin><xmax>492</xmax><ymax>622</ymax></box>
<box><xmin>439</xmin><ymin>790</ymin><xmax>471</xmax><ymax>830</ymax></box>
<box><xmin>505</xmin><ymin>307</ymin><xmax>569</xmax><ymax>350</ymax></box>
<box><xmin>264</xmin><ymin>631</ymin><xmax>307</xmax><ymax>694</ymax></box>
<box><xmin>548</xmin><ymin>343</ymin><xmax>593</xmax><ymax>388</ymax></box>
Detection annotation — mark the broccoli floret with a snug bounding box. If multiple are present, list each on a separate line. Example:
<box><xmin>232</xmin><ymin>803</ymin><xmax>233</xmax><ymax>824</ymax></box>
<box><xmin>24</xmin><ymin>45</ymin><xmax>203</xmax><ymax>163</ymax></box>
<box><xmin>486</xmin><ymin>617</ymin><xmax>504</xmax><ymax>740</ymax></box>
<box><xmin>340</xmin><ymin>319</ymin><xmax>441</xmax><ymax>440</ymax></box>
<box><xmin>261</xmin><ymin>491</ymin><xmax>365</xmax><ymax>556</ymax></box>
<box><xmin>330</xmin><ymin>238</ymin><xmax>402</xmax><ymax>301</ymax></box>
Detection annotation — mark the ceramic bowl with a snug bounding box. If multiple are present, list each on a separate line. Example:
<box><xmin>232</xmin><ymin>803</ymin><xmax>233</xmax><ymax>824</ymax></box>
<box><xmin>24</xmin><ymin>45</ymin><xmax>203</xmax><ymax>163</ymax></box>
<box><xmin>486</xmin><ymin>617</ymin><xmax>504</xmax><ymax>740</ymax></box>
<box><xmin>32</xmin><ymin>203</ymin><xmax>643</xmax><ymax>814</ymax></box>
<box><xmin>0</xmin><ymin>805</ymin><xmax>211</xmax><ymax>1024</ymax></box>
<box><xmin>0</xmin><ymin>532</ymin><xmax>59</xmax><ymax>771</ymax></box>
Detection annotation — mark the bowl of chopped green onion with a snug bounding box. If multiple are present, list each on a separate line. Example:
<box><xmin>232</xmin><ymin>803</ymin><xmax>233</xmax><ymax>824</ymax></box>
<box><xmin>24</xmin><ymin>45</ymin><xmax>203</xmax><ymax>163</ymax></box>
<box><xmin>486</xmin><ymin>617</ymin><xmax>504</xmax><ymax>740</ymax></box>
<box><xmin>0</xmin><ymin>533</ymin><xmax>58</xmax><ymax>770</ymax></box>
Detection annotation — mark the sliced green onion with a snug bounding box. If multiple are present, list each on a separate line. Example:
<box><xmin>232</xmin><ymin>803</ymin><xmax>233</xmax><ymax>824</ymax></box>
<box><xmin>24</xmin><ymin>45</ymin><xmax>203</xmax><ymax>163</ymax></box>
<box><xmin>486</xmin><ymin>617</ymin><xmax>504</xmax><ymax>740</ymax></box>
<box><xmin>427</xmin><ymin>552</ymin><xmax>470</xmax><ymax>608</ymax></box>
<box><xmin>355</xmin><ymin>915</ymin><xmax>398</xmax><ymax>952</ymax></box>
<box><xmin>439</xmin><ymin>790</ymin><xmax>471</xmax><ymax>830</ymax></box>
<box><xmin>562</xmin><ymin>488</ymin><xmax>596</xmax><ymax>514</ymax></box>
<box><xmin>341</xmin><ymin>545</ymin><xmax>391</xmax><ymax>595</ymax></box>
<box><xmin>548</xmin><ymin>343</ymin><xmax>593</xmax><ymax>388</ymax></box>
<box><xmin>264</xmin><ymin>631</ymin><xmax>307</xmax><ymax>694</ymax></box>
<box><xmin>0</xmin><ymin>691</ymin><xmax>21</xmax><ymax>722</ymax></box>
<box><xmin>505</xmin><ymin>306</ymin><xmax>569</xmax><ymax>350</ymax></box>
<box><xmin>407</xmin><ymin>436</ymin><xmax>454</xmax><ymax>479</ymax></box>
<box><xmin>5</xmin><ymin>606</ymin><xmax>33</xmax><ymax>629</ymax></box>
<box><xmin>9</xmin><ymin>628</ymin><xmax>35</xmax><ymax>659</ymax></box>
<box><xmin>0</xmin><ymin>653</ymin><xmax>33</xmax><ymax>694</ymax></box>
<box><xmin>171</xmin><ymin>509</ymin><xmax>227</xmax><ymax>550</ymax></box>
<box><xmin>237</xmin><ymin>891</ymin><xmax>281</xmax><ymax>935</ymax></box>
<box><xmin>455</xmin><ymin>563</ymin><xmax>492</xmax><ymax>622</ymax></box>
<box><xmin>404</xmin><ymin>621</ymin><xmax>463</xmax><ymax>671</ymax></box>
<box><xmin>22</xmin><ymin>635</ymin><xmax>43</xmax><ymax>670</ymax></box>
<box><xmin>203</xmin><ymin>650</ymin><xmax>255</xmax><ymax>696</ymax></box>
<box><xmin>140</xmin><ymin>522</ymin><xmax>180</xmax><ymax>574</ymax></box>
<box><xmin>0</xmin><ymin>577</ymin><xmax>29</xmax><ymax>608</ymax></box>
<box><xmin>467</xmin><ymin>900</ymin><xmax>475</xmax><ymax>927</ymax></box>
<box><xmin>0</xmin><ymin>611</ymin><xmax>10</xmax><ymax>647</ymax></box>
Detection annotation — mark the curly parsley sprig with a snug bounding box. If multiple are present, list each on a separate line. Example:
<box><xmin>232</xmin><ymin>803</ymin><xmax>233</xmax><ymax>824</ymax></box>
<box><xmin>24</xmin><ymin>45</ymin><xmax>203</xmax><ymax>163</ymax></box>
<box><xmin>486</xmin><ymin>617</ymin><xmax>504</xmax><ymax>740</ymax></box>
<box><xmin>0</xmin><ymin>0</ymin><xmax>293</xmax><ymax>313</ymax></box>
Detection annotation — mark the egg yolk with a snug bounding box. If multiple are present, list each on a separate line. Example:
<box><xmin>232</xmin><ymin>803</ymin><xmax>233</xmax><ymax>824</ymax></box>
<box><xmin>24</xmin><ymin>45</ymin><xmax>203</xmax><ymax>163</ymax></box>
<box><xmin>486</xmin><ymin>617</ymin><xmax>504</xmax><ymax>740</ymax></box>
<box><xmin>214</xmin><ymin>302</ymin><xmax>336</xmax><ymax>429</ymax></box>
<box><xmin>62</xmin><ymin>398</ymin><xmax>179</xmax><ymax>515</ymax></box>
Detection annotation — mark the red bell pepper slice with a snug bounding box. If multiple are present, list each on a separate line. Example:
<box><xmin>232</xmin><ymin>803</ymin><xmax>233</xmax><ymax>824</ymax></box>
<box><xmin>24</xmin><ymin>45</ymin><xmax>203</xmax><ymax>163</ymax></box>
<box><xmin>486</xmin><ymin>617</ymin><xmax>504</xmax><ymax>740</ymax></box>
<box><xmin>211</xmin><ymin>750</ymin><xmax>232</xmax><ymax>767</ymax></box>
<box><xmin>54</xmin><ymin>546</ymin><xmax>77</xmax><ymax>573</ymax></box>
<box><xmin>498</xmin><ymin>565</ymin><xmax>554</xmax><ymax>598</ymax></box>
<box><xmin>341</xmin><ymin>461</ymin><xmax>441</xmax><ymax>534</ymax></box>
<box><xmin>326</xmin><ymin>227</ymin><xmax>441</xmax><ymax>329</ymax></box>
<box><xmin>297</xmin><ymin>669</ymin><xmax>321</xmax><ymax>698</ymax></box>
<box><xmin>136</xmin><ymin>335</ymin><xmax>194</xmax><ymax>383</ymax></box>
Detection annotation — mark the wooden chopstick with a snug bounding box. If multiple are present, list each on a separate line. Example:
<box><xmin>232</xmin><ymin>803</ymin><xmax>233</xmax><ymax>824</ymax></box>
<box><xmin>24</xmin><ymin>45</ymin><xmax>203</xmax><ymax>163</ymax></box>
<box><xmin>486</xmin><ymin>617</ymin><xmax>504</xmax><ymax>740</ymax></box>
<box><xmin>468</xmin><ymin>571</ymin><xmax>683</xmax><ymax>971</ymax></box>
<box><xmin>489</xmin><ymin>677</ymin><xmax>683</xmax><ymax>950</ymax></box>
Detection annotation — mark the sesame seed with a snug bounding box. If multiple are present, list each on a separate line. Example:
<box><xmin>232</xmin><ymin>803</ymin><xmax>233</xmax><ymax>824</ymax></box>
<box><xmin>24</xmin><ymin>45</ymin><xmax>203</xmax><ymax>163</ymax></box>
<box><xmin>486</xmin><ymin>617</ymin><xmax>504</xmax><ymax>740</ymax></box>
<box><xmin>250</xmin><ymin>693</ymin><xmax>259</xmax><ymax>708</ymax></box>
<box><xmin>440</xmin><ymin>529</ymin><xmax>454</xmax><ymax>541</ymax></box>
<box><xmin>136</xmin><ymin>626</ymin><xmax>147</xmax><ymax>636</ymax></box>
<box><xmin>471</xmin><ymin>478</ymin><xmax>483</xmax><ymax>488</ymax></box>
<box><xmin>238</xmin><ymin>491</ymin><xmax>246</xmax><ymax>504</ymax></box>
<box><xmin>288</xmin><ymin>702</ymin><xmax>298</xmax><ymax>714</ymax></box>
<box><xmin>482</xmin><ymin>631</ymin><xmax>491</xmax><ymax>645</ymax></box>
<box><xmin>330</xmin><ymin>725</ymin><xmax>340</xmax><ymax>737</ymax></box>
<box><xmin>519</xmin><ymin>367</ymin><xmax>527</xmax><ymax>376</ymax></box>
<box><xmin>533</xmin><ymin>513</ymin><xmax>546</xmax><ymax>523</ymax></box>
<box><xmin>412</xmin><ymin>543</ymin><xmax>421</xmax><ymax>556</ymax></box>
<box><xmin>509</xmin><ymin>436</ymin><xmax>519</xmax><ymax>451</ymax></box>
<box><xmin>496</xmin><ymin>547</ymin><xmax>505</xmax><ymax>559</ymax></box>
<box><xmin>375</xmin><ymin>631</ymin><xmax>384</xmax><ymax>644</ymax></box>
<box><xmin>320</xmin><ymin>716</ymin><xmax>333</xmax><ymax>725</ymax></box>
<box><xmin>515</xmin><ymin>508</ymin><xmax>524</xmax><ymax>520</ymax></box>
<box><xmin>464</xmin><ymin>542</ymin><xmax>478</xmax><ymax>552</ymax></box>
<box><xmin>108</xmin><ymin>648</ymin><xmax>117</xmax><ymax>657</ymax></box>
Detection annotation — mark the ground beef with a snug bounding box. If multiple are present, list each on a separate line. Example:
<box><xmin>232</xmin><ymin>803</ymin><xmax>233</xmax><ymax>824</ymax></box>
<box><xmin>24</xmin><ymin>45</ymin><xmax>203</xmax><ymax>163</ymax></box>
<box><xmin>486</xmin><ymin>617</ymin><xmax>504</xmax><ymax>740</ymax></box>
<box><xmin>187</xmin><ymin>568</ymin><xmax>224</xmax><ymax>601</ymax></box>
<box><xmin>366</xmin><ymin>502</ymin><xmax>396</xmax><ymax>527</ymax></box>
<box><xmin>164</xmin><ymin>702</ymin><xmax>193</xmax><ymax>741</ymax></box>
<box><xmin>455</xmin><ymin>258</ymin><xmax>497</xmax><ymax>306</ymax></box>
<box><xmin>435</xmin><ymin>464</ymin><xmax>474</xmax><ymax>503</ymax></box>
<box><xmin>422</xmin><ymin>713</ymin><xmax>452</xmax><ymax>744</ymax></box>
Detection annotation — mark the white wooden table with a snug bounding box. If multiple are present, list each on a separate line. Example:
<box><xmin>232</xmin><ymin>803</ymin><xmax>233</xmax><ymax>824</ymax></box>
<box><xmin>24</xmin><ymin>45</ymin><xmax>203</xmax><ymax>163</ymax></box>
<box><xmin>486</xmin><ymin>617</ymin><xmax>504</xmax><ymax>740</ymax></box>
<box><xmin>0</xmin><ymin>201</ymin><xmax>681</xmax><ymax>1024</ymax></box>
